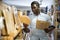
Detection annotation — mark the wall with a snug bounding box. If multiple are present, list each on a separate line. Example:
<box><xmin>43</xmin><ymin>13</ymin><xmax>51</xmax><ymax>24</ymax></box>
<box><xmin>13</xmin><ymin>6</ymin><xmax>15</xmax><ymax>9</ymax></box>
<box><xmin>41</xmin><ymin>0</ymin><xmax>55</xmax><ymax>7</ymax></box>
<box><xmin>3</xmin><ymin>0</ymin><xmax>55</xmax><ymax>11</ymax></box>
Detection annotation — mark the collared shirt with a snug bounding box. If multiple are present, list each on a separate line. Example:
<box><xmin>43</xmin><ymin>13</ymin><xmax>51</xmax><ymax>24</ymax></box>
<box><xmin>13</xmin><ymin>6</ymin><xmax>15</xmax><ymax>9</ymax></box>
<box><xmin>28</xmin><ymin>12</ymin><xmax>51</xmax><ymax>30</ymax></box>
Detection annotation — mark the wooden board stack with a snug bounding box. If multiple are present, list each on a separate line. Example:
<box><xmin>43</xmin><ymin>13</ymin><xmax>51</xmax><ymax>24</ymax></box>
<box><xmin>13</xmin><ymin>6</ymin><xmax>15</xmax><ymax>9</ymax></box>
<box><xmin>0</xmin><ymin>3</ymin><xmax>23</xmax><ymax>40</ymax></box>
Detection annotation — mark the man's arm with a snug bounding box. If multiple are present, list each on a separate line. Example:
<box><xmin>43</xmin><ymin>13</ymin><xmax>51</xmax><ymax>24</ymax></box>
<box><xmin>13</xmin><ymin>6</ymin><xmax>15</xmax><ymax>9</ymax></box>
<box><xmin>44</xmin><ymin>15</ymin><xmax>55</xmax><ymax>33</ymax></box>
<box><xmin>44</xmin><ymin>25</ymin><xmax>55</xmax><ymax>33</ymax></box>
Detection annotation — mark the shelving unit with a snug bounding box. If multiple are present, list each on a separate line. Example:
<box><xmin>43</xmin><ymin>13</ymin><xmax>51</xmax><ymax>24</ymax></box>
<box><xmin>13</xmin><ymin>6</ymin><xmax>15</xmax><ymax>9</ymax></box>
<box><xmin>0</xmin><ymin>2</ymin><xmax>23</xmax><ymax>40</ymax></box>
<box><xmin>54</xmin><ymin>0</ymin><xmax>60</xmax><ymax>40</ymax></box>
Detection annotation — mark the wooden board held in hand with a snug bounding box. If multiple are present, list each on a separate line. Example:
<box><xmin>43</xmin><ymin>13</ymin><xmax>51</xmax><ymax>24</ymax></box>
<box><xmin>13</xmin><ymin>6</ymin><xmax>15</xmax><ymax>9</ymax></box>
<box><xmin>36</xmin><ymin>20</ymin><xmax>50</xmax><ymax>30</ymax></box>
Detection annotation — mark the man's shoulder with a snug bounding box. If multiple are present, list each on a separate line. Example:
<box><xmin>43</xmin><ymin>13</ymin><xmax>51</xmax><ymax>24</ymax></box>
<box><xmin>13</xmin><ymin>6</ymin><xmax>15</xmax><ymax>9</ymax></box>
<box><xmin>40</xmin><ymin>13</ymin><xmax>50</xmax><ymax>17</ymax></box>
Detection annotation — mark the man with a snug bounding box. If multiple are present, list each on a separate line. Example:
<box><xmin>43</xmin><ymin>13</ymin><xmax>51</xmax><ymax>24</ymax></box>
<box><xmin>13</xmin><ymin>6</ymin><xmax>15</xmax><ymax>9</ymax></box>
<box><xmin>48</xmin><ymin>5</ymin><xmax>55</xmax><ymax>40</ymax></box>
<box><xmin>28</xmin><ymin>1</ymin><xmax>55</xmax><ymax>40</ymax></box>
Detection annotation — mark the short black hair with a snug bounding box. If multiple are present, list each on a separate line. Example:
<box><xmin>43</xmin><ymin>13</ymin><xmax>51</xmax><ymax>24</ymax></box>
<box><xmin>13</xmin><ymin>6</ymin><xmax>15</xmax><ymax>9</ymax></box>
<box><xmin>31</xmin><ymin>1</ymin><xmax>40</xmax><ymax>7</ymax></box>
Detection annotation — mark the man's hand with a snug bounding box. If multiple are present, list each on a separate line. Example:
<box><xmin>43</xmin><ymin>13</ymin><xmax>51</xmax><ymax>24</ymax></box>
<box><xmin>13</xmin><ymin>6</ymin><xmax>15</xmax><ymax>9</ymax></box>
<box><xmin>23</xmin><ymin>28</ymin><xmax>30</xmax><ymax>33</ymax></box>
<box><xmin>44</xmin><ymin>25</ymin><xmax>55</xmax><ymax>33</ymax></box>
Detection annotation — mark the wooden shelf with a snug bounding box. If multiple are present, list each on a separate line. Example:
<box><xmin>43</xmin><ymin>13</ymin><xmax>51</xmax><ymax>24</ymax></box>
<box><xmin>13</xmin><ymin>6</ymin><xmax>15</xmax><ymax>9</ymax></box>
<box><xmin>57</xmin><ymin>29</ymin><xmax>60</xmax><ymax>30</ymax></box>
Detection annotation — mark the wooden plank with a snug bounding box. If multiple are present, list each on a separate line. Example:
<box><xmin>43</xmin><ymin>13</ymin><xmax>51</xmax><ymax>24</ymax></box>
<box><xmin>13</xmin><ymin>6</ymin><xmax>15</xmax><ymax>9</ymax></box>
<box><xmin>54</xmin><ymin>11</ymin><xmax>58</xmax><ymax>40</ymax></box>
<box><xmin>11</xmin><ymin>6</ymin><xmax>22</xmax><ymax>38</ymax></box>
<box><xmin>1</xmin><ymin>6</ymin><xmax>22</xmax><ymax>39</ymax></box>
<box><xmin>1</xmin><ymin>36</ymin><xmax>13</xmax><ymax>40</ymax></box>
<box><xmin>0</xmin><ymin>7</ymin><xmax>7</xmax><ymax>36</ymax></box>
<box><xmin>36</xmin><ymin>20</ymin><xmax>50</xmax><ymax>30</ymax></box>
<box><xmin>2</xmin><ymin>8</ymin><xmax>17</xmax><ymax>37</ymax></box>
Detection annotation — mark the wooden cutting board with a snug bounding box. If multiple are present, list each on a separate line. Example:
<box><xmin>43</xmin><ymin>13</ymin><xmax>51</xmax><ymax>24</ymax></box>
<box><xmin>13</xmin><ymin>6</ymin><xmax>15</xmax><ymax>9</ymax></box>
<box><xmin>36</xmin><ymin>20</ymin><xmax>50</xmax><ymax>30</ymax></box>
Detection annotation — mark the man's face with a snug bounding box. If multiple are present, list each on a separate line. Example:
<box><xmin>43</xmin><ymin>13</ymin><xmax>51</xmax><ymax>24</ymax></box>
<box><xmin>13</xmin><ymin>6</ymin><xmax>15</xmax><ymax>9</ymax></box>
<box><xmin>31</xmin><ymin>4</ymin><xmax>40</xmax><ymax>15</ymax></box>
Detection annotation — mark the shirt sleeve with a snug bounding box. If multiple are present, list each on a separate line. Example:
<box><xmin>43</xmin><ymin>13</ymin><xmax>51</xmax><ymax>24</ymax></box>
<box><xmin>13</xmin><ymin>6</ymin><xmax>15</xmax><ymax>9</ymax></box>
<box><xmin>47</xmin><ymin>15</ymin><xmax>52</xmax><ymax>25</ymax></box>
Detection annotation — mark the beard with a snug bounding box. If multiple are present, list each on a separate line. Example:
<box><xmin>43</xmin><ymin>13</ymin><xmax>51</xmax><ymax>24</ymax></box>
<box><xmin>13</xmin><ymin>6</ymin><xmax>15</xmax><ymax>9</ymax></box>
<box><xmin>33</xmin><ymin>11</ymin><xmax>40</xmax><ymax>16</ymax></box>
